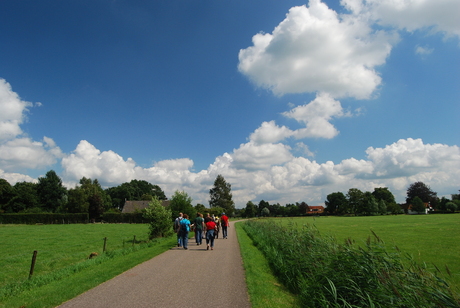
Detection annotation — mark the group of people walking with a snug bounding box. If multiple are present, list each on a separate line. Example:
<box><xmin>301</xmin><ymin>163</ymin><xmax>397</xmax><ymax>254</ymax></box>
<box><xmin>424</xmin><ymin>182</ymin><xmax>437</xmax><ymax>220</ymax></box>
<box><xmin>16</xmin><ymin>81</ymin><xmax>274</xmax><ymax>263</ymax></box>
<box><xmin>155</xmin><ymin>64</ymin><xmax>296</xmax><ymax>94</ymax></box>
<box><xmin>174</xmin><ymin>212</ymin><xmax>229</xmax><ymax>250</ymax></box>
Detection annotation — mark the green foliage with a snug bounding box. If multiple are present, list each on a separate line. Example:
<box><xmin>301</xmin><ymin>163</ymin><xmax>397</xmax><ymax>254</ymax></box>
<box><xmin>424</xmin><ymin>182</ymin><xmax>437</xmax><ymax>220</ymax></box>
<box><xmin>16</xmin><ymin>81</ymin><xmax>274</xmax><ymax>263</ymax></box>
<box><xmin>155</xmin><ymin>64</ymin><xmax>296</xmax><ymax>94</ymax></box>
<box><xmin>0</xmin><ymin>213</ymin><xmax>89</xmax><ymax>224</ymax></box>
<box><xmin>325</xmin><ymin>192</ymin><xmax>347</xmax><ymax>214</ymax></box>
<box><xmin>244</xmin><ymin>201</ymin><xmax>257</xmax><ymax>218</ymax></box>
<box><xmin>242</xmin><ymin>220</ymin><xmax>460</xmax><ymax>307</ymax></box>
<box><xmin>37</xmin><ymin>170</ymin><xmax>67</xmax><ymax>213</ymax></box>
<box><xmin>446</xmin><ymin>202</ymin><xmax>457</xmax><ymax>213</ymax></box>
<box><xmin>105</xmin><ymin>180</ymin><xmax>166</xmax><ymax>210</ymax></box>
<box><xmin>261</xmin><ymin>207</ymin><xmax>270</xmax><ymax>217</ymax></box>
<box><xmin>143</xmin><ymin>196</ymin><xmax>173</xmax><ymax>239</ymax></box>
<box><xmin>411</xmin><ymin>196</ymin><xmax>427</xmax><ymax>213</ymax></box>
<box><xmin>209</xmin><ymin>174</ymin><xmax>235</xmax><ymax>216</ymax></box>
<box><xmin>406</xmin><ymin>181</ymin><xmax>438</xmax><ymax>205</ymax></box>
<box><xmin>168</xmin><ymin>190</ymin><xmax>195</xmax><ymax>220</ymax></box>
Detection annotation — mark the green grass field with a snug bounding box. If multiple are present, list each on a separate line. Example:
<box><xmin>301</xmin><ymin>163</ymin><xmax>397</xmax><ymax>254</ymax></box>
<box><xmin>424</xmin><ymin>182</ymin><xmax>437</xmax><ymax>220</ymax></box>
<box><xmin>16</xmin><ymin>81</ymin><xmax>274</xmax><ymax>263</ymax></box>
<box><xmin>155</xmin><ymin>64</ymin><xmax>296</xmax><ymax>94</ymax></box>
<box><xmin>0</xmin><ymin>223</ymin><xmax>152</xmax><ymax>288</ymax></box>
<box><xmin>274</xmin><ymin>214</ymin><xmax>460</xmax><ymax>288</ymax></box>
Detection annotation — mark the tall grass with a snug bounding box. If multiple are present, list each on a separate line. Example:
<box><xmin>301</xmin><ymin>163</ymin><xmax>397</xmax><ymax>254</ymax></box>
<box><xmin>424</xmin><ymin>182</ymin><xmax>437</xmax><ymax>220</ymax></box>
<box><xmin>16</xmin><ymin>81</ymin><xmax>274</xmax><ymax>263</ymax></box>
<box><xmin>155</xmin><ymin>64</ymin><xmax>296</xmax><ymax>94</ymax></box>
<box><xmin>242</xmin><ymin>219</ymin><xmax>460</xmax><ymax>307</ymax></box>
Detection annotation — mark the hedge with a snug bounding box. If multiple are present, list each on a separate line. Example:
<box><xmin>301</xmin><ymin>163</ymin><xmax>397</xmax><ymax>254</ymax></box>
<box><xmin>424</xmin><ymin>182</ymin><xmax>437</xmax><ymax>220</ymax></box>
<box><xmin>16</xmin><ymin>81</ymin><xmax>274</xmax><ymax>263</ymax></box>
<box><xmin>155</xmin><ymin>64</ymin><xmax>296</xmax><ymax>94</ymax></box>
<box><xmin>0</xmin><ymin>213</ymin><xmax>89</xmax><ymax>224</ymax></box>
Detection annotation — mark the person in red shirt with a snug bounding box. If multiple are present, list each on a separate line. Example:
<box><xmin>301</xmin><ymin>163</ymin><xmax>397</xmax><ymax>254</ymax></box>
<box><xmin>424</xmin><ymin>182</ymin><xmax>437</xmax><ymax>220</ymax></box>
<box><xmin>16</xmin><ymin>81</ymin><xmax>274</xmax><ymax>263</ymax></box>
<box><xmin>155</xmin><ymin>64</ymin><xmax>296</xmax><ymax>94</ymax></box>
<box><xmin>220</xmin><ymin>213</ymin><xmax>229</xmax><ymax>239</ymax></box>
<box><xmin>205</xmin><ymin>219</ymin><xmax>216</xmax><ymax>250</ymax></box>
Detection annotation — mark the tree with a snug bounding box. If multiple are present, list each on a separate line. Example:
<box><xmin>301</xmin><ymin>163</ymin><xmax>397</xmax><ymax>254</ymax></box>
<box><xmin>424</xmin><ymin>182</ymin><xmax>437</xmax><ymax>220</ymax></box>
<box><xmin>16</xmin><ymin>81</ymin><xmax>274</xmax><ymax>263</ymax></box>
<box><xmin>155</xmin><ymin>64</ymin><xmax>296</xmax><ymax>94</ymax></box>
<box><xmin>258</xmin><ymin>200</ymin><xmax>270</xmax><ymax>215</ymax></box>
<box><xmin>325</xmin><ymin>192</ymin><xmax>347</xmax><ymax>215</ymax></box>
<box><xmin>299</xmin><ymin>202</ymin><xmax>309</xmax><ymax>215</ymax></box>
<box><xmin>37</xmin><ymin>170</ymin><xmax>67</xmax><ymax>212</ymax></box>
<box><xmin>88</xmin><ymin>193</ymin><xmax>104</xmax><ymax>221</ymax></box>
<box><xmin>169</xmin><ymin>190</ymin><xmax>195</xmax><ymax>221</ymax></box>
<box><xmin>411</xmin><ymin>196</ymin><xmax>426</xmax><ymax>214</ymax></box>
<box><xmin>143</xmin><ymin>196</ymin><xmax>173</xmax><ymax>239</ymax></box>
<box><xmin>445</xmin><ymin>202</ymin><xmax>457</xmax><ymax>213</ymax></box>
<box><xmin>11</xmin><ymin>181</ymin><xmax>39</xmax><ymax>212</ymax></box>
<box><xmin>406</xmin><ymin>182</ymin><xmax>437</xmax><ymax>206</ymax></box>
<box><xmin>209</xmin><ymin>174</ymin><xmax>235</xmax><ymax>216</ymax></box>
<box><xmin>244</xmin><ymin>201</ymin><xmax>257</xmax><ymax>218</ymax></box>
<box><xmin>378</xmin><ymin>199</ymin><xmax>387</xmax><ymax>215</ymax></box>
<box><xmin>347</xmin><ymin>188</ymin><xmax>365</xmax><ymax>215</ymax></box>
<box><xmin>372</xmin><ymin>187</ymin><xmax>396</xmax><ymax>205</ymax></box>
<box><xmin>0</xmin><ymin>179</ymin><xmax>16</xmax><ymax>213</ymax></box>
<box><xmin>261</xmin><ymin>207</ymin><xmax>270</xmax><ymax>217</ymax></box>
<box><xmin>361</xmin><ymin>192</ymin><xmax>378</xmax><ymax>216</ymax></box>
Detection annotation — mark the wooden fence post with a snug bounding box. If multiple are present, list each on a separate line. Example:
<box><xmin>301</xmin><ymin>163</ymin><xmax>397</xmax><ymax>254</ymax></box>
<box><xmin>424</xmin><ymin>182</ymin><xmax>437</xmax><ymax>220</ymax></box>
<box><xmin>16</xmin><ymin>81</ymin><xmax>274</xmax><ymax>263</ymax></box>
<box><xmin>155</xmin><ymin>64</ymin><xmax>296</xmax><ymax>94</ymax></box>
<box><xmin>29</xmin><ymin>250</ymin><xmax>38</xmax><ymax>279</ymax></box>
<box><xmin>103</xmin><ymin>237</ymin><xmax>107</xmax><ymax>253</ymax></box>
<box><xmin>132</xmin><ymin>235</ymin><xmax>136</xmax><ymax>247</ymax></box>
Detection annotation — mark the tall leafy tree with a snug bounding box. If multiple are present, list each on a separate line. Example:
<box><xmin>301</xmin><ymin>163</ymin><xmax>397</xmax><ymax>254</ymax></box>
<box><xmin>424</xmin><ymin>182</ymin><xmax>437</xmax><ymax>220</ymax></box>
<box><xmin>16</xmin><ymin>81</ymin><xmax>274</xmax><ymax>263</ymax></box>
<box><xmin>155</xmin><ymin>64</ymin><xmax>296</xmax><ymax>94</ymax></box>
<box><xmin>37</xmin><ymin>170</ymin><xmax>67</xmax><ymax>212</ymax></box>
<box><xmin>406</xmin><ymin>181</ymin><xmax>437</xmax><ymax>206</ymax></box>
<box><xmin>209</xmin><ymin>174</ymin><xmax>235</xmax><ymax>216</ymax></box>
<box><xmin>0</xmin><ymin>179</ymin><xmax>16</xmax><ymax>213</ymax></box>
<box><xmin>372</xmin><ymin>187</ymin><xmax>396</xmax><ymax>205</ymax></box>
<box><xmin>299</xmin><ymin>201</ymin><xmax>309</xmax><ymax>215</ymax></box>
<box><xmin>169</xmin><ymin>190</ymin><xmax>195</xmax><ymax>220</ymax></box>
<box><xmin>244</xmin><ymin>201</ymin><xmax>257</xmax><ymax>218</ymax></box>
<box><xmin>347</xmin><ymin>188</ymin><xmax>365</xmax><ymax>215</ymax></box>
<box><xmin>11</xmin><ymin>181</ymin><xmax>39</xmax><ymax>212</ymax></box>
<box><xmin>325</xmin><ymin>192</ymin><xmax>347</xmax><ymax>215</ymax></box>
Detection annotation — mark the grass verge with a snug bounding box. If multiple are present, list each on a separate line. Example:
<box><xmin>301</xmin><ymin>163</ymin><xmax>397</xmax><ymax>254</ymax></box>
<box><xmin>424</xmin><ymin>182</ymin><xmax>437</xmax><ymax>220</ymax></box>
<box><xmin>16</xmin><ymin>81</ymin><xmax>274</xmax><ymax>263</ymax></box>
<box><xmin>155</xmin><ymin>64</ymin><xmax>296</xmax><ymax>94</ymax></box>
<box><xmin>235</xmin><ymin>221</ymin><xmax>300</xmax><ymax>308</ymax></box>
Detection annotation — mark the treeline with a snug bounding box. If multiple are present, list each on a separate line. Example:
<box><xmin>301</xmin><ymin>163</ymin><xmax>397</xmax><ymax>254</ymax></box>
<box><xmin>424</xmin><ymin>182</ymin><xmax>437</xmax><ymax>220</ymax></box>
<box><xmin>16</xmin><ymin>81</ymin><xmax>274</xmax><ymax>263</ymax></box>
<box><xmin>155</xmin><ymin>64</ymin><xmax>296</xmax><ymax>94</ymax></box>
<box><xmin>0</xmin><ymin>170</ymin><xmax>167</xmax><ymax>220</ymax></box>
<box><xmin>240</xmin><ymin>182</ymin><xmax>460</xmax><ymax>217</ymax></box>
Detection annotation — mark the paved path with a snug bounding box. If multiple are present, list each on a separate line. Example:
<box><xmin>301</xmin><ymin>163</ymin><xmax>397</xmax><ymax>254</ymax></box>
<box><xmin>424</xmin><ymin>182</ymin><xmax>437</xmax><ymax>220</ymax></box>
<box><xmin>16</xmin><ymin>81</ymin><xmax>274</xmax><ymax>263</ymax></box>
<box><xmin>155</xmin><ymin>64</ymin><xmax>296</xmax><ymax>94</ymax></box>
<box><xmin>58</xmin><ymin>221</ymin><xmax>250</xmax><ymax>308</ymax></box>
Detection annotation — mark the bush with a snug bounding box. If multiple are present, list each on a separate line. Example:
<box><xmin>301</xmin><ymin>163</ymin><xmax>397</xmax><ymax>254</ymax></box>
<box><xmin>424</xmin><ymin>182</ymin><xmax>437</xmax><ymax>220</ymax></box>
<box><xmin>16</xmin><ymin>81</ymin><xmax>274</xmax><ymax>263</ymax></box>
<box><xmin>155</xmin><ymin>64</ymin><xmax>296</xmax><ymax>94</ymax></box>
<box><xmin>143</xmin><ymin>196</ymin><xmax>173</xmax><ymax>239</ymax></box>
<box><xmin>0</xmin><ymin>213</ymin><xmax>89</xmax><ymax>224</ymax></box>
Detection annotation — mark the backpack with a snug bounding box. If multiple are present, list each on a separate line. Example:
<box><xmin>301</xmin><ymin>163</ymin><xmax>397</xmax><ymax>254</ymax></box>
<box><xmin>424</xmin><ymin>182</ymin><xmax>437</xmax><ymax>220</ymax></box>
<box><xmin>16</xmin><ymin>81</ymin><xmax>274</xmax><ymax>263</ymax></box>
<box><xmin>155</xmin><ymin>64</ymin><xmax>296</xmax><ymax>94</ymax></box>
<box><xmin>180</xmin><ymin>220</ymin><xmax>188</xmax><ymax>232</ymax></box>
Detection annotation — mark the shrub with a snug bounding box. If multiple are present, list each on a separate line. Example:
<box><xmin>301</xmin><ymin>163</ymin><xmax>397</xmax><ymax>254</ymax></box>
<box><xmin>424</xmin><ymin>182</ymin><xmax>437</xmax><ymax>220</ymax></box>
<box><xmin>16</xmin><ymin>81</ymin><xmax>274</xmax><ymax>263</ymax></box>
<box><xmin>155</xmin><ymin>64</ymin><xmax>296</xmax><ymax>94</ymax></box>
<box><xmin>143</xmin><ymin>196</ymin><xmax>173</xmax><ymax>239</ymax></box>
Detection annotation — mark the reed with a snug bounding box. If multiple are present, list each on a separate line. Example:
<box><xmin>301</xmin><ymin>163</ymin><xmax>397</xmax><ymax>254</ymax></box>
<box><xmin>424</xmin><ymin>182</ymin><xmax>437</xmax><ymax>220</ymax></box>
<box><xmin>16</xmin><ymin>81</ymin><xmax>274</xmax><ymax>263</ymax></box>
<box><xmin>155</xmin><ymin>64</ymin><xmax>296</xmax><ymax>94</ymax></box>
<box><xmin>242</xmin><ymin>219</ymin><xmax>460</xmax><ymax>307</ymax></box>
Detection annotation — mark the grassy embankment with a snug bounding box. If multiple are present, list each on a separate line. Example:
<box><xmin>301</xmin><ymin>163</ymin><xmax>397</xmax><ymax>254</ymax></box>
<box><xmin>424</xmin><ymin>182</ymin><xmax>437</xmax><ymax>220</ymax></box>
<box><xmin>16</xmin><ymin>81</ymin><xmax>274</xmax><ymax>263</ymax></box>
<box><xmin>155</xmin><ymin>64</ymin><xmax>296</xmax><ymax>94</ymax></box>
<box><xmin>0</xmin><ymin>224</ymin><xmax>176</xmax><ymax>307</ymax></box>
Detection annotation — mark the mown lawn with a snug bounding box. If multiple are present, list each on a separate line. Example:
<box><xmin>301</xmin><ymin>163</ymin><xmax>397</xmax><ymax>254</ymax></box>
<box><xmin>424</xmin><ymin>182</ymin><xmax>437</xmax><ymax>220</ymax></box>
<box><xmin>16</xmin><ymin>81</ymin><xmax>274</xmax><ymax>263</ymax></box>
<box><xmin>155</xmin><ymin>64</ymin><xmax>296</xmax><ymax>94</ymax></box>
<box><xmin>274</xmin><ymin>214</ymin><xmax>460</xmax><ymax>288</ymax></box>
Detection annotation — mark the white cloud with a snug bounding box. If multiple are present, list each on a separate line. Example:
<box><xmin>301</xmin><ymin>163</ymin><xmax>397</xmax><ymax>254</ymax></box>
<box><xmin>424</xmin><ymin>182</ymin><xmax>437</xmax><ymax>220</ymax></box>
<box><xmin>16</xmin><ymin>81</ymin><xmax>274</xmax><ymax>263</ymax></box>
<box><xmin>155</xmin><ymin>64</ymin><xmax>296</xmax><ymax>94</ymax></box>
<box><xmin>342</xmin><ymin>0</ymin><xmax>460</xmax><ymax>38</ymax></box>
<box><xmin>283</xmin><ymin>93</ymin><xmax>346</xmax><ymax>139</ymax></box>
<box><xmin>0</xmin><ymin>137</ymin><xmax>63</xmax><ymax>171</ymax></box>
<box><xmin>238</xmin><ymin>0</ymin><xmax>394</xmax><ymax>98</ymax></box>
<box><xmin>0</xmin><ymin>79</ymin><xmax>32</xmax><ymax>140</ymax></box>
<box><xmin>0</xmin><ymin>169</ymin><xmax>37</xmax><ymax>185</ymax></box>
<box><xmin>231</xmin><ymin>141</ymin><xmax>293</xmax><ymax>170</ymax></box>
<box><xmin>415</xmin><ymin>45</ymin><xmax>434</xmax><ymax>57</ymax></box>
<box><xmin>249</xmin><ymin>120</ymin><xmax>293</xmax><ymax>144</ymax></box>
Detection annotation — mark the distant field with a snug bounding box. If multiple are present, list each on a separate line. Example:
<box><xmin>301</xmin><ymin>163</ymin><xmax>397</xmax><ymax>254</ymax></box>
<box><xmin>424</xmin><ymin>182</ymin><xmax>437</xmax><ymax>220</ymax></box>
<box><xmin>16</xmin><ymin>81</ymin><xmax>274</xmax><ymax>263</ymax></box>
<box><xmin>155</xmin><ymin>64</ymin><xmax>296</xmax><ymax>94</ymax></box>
<box><xmin>274</xmin><ymin>214</ymin><xmax>460</xmax><ymax>288</ymax></box>
<box><xmin>0</xmin><ymin>223</ymin><xmax>150</xmax><ymax>288</ymax></box>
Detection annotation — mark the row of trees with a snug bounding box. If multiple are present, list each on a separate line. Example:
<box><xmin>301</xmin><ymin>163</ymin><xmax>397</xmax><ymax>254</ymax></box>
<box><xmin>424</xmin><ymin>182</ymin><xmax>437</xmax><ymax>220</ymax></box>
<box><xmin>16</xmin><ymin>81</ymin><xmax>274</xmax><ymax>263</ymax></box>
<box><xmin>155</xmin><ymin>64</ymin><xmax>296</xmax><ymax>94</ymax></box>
<box><xmin>1</xmin><ymin>169</ymin><xmax>458</xmax><ymax>220</ymax></box>
<box><xmin>0</xmin><ymin>171</ymin><xmax>236</xmax><ymax>221</ymax></box>
<box><xmin>240</xmin><ymin>182</ymin><xmax>459</xmax><ymax>217</ymax></box>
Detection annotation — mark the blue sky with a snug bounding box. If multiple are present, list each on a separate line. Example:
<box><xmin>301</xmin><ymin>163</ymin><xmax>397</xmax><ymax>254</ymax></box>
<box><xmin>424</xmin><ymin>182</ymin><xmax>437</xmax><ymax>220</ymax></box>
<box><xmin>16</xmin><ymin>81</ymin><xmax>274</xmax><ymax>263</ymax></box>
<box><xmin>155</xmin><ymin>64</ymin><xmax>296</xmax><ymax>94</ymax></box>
<box><xmin>1</xmin><ymin>0</ymin><xmax>459</xmax><ymax>208</ymax></box>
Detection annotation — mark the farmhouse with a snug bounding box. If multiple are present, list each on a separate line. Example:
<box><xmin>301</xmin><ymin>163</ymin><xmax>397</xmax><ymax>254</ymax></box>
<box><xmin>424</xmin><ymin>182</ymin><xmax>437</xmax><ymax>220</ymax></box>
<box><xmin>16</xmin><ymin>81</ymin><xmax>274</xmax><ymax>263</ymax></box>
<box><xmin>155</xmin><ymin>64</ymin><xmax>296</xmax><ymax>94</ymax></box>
<box><xmin>307</xmin><ymin>206</ymin><xmax>324</xmax><ymax>215</ymax></box>
<box><xmin>401</xmin><ymin>202</ymin><xmax>431</xmax><ymax>215</ymax></box>
<box><xmin>122</xmin><ymin>200</ymin><xmax>170</xmax><ymax>213</ymax></box>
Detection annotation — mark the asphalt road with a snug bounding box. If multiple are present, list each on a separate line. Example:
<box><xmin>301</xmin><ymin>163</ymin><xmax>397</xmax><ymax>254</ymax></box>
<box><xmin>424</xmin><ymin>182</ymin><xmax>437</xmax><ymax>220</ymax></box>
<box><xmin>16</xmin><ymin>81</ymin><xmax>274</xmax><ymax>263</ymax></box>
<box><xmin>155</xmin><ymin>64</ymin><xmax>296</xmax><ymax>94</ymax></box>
<box><xmin>58</xmin><ymin>221</ymin><xmax>251</xmax><ymax>308</ymax></box>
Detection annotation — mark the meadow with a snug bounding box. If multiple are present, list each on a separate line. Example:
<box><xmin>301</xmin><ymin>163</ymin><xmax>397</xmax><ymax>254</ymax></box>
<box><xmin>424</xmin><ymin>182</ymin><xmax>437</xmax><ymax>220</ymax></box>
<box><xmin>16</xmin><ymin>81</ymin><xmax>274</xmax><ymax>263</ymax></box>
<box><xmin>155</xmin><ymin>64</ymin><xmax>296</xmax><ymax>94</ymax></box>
<box><xmin>240</xmin><ymin>214</ymin><xmax>460</xmax><ymax>307</ymax></box>
<box><xmin>0</xmin><ymin>223</ymin><xmax>176</xmax><ymax>307</ymax></box>
<box><xmin>275</xmin><ymin>214</ymin><xmax>460</xmax><ymax>287</ymax></box>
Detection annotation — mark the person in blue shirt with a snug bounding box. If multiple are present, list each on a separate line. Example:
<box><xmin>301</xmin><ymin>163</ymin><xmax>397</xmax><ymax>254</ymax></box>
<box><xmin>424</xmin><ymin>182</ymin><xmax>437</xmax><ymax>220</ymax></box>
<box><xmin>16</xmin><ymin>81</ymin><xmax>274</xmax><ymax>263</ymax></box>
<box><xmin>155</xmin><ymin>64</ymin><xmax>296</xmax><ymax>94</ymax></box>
<box><xmin>179</xmin><ymin>214</ymin><xmax>191</xmax><ymax>250</ymax></box>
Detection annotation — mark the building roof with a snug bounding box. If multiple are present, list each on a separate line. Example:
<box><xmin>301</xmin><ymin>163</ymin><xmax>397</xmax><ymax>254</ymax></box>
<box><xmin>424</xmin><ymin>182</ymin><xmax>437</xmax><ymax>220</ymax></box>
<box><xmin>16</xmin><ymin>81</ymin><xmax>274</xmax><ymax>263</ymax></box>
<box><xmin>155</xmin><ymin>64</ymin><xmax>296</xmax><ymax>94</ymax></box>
<box><xmin>122</xmin><ymin>200</ymin><xmax>170</xmax><ymax>213</ymax></box>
